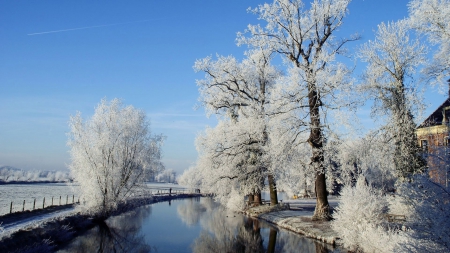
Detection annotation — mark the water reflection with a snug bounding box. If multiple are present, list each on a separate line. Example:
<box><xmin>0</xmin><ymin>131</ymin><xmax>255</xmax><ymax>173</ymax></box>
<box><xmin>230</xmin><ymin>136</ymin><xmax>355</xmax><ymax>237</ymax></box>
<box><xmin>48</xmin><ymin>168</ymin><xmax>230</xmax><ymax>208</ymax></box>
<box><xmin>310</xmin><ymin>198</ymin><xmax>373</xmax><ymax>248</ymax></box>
<box><xmin>176</xmin><ymin>197</ymin><xmax>207</xmax><ymax>226</ymax></box>
<box><xmin>60</xmin><ymin>198</ymin><xmax>339</xmax><ymax>253</ymax></box>
<box><xmin>59</xmin><ymin>206</ymin><xmax>154</xmax><ymax>253</ymax></box>
<box><xmin>176</xmin><ymin>197</ymin><xmax>338</xmax><ymax>253</ymax></box>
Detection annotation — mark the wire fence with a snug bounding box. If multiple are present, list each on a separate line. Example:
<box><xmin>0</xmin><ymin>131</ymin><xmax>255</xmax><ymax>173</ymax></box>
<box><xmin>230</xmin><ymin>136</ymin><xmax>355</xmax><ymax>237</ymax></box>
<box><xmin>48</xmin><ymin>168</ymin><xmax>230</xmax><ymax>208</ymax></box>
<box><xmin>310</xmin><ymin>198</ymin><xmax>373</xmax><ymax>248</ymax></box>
<box><xmin>7</xmin><ymin>195</ymin><xmax>79</xmax><ymax>214</ymax></box>
<box><xmin>4</xmin><ymin>185</ymin><xmax>201</xmax><ymax>215</ymax></box>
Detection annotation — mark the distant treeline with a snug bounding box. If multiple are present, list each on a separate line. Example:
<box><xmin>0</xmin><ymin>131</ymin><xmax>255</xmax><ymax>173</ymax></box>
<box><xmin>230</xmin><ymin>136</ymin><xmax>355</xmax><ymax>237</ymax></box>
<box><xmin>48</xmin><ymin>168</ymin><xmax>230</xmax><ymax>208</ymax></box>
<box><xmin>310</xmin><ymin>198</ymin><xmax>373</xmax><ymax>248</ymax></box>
<box><xmin>154</xmin><ymin>169</ymin><xmax>177</xmax><ymax>183</ymax></box>
<box><xmin>0</xmin><ymin>166</ymin><xmax>73</xmax><ymax>183</ymax></box>
<box><xmin>0</xmin><ymin>166</ymin><xmax>177</xmax><ymax>184</ymax></box>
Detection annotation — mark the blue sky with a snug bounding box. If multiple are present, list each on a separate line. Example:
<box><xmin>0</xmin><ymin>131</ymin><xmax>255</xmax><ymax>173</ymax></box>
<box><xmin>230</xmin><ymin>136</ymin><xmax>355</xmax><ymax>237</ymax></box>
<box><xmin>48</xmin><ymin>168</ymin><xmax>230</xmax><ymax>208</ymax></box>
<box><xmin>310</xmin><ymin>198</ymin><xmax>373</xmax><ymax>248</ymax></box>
<box><xmin>0</xmin><ymin>0</ymin><xmax>446</xmax><ymax>174</ymax></box>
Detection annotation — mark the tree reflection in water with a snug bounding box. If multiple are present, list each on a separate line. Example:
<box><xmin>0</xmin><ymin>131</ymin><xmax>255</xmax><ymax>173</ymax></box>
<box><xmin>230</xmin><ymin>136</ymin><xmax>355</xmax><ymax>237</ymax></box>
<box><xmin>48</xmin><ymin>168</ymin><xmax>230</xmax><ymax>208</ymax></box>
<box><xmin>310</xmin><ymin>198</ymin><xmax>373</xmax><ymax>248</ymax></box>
<box><xmin>59</xmin><ymin>206</ymin><xmax>154</xmax><ymax>253</ymax></box>
<box><xmin>60</xmin><ymin>198</ymin><xmax>340</xmax><ymax>253</ymax></box>
<box><xmin>177</xmin><ymin>197</ymin><xmax>338</xmax><ymax>253</ymax></box>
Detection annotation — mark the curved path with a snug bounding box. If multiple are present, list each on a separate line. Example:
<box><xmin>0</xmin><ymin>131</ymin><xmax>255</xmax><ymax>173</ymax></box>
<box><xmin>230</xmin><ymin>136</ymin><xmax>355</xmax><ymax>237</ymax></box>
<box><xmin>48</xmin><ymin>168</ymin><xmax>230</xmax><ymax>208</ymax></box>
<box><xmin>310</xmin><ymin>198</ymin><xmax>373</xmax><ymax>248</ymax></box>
<box><xmin>0</xmin><ymin>205</ymin><xmax>76</xmax><ymax>235</ymax></box>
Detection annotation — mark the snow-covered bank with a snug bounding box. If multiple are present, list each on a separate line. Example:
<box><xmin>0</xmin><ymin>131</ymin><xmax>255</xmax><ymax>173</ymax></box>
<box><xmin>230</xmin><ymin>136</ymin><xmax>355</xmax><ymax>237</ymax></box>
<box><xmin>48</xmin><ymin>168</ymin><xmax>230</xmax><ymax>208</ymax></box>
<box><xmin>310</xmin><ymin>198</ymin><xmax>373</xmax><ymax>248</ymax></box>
<box><xmin>243</xmin><ymin>197</ymin><xmax>341</xmax><ymax>245</ymax></box>
<box><xmin>258</xmin><ymin>211</ymin><xmax>338</xmax><ymax>245</ymax></box>
<box><xmin>0</xmin><ymin>205</ymin><xmax>76</xmax><ymax>234</ymax></box>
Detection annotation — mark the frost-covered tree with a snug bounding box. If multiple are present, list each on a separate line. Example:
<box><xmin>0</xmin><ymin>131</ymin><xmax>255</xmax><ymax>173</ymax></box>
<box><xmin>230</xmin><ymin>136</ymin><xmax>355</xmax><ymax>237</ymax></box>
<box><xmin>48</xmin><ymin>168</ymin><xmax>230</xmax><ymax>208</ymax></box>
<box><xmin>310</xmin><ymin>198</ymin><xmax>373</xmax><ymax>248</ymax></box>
<box><xmin>156</xmin><ymin>169</ymin><xmax>177</xmax><ymax>183</ymax></box>
<box><xmin>67</xmin><ymin>98</ymin><xmax>164</xmax><ymax>217</ymax></box>
<box><xmin>237</xmin><ymin>0</ymin><xmax>357</xmax><ymax>220</ymax></box>
<box><xmin>192</xmin><ymin>49</ymin><xmax>280</xmax><ymax>208</ymax></box>
<box><xmin>178</xmin><ymin>166</ymin><xmax>202</xmax><ymax>191</ymax></box>
<box><xmin>358</xmin><ymin>20</ymin><xmax>427</xmax><ymax>180</ymax></box>
<box><xmin>337</xmin><ymin>131</ymin><xmax>397</xmax><ymax>191</ymax></box>
<box><xmin>409</xmin><ymin>0</ymin><xmax>450</xmax><ymax>85</ymax></box>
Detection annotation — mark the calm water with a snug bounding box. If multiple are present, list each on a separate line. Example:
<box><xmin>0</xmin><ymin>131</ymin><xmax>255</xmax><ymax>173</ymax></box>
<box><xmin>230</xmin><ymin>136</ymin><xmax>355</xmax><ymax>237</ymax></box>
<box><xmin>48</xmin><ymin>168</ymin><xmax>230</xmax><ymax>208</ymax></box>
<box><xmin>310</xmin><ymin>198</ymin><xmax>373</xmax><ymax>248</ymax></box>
<box><xmin>58</xmin><ymin>197</ymin><xmax>340</xmax><ymax>253</ymax></box>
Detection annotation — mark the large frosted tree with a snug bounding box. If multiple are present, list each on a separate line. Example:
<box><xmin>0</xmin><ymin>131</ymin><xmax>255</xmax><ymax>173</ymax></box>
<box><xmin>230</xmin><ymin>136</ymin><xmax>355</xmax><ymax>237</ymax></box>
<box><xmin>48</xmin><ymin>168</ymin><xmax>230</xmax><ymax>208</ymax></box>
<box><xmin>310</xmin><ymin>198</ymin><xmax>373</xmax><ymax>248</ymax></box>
<box><xmin>67</xmin><ymin>98</ymin><xmax>164</xmax><ymax>217</ymax></box>
<box><xmin>192</xmin><ymin>49</ymin><xmax>280</xmax><ymax>209</ymax></box>
<box><xmin>238</xmin><ymin>0</ymin><xmax>356</xmax><ymax>220</ymax></box>
<box><xmin>358</xmin><ymin>20</ymin><xmax>427</xmax><ymax>179</ymax></box>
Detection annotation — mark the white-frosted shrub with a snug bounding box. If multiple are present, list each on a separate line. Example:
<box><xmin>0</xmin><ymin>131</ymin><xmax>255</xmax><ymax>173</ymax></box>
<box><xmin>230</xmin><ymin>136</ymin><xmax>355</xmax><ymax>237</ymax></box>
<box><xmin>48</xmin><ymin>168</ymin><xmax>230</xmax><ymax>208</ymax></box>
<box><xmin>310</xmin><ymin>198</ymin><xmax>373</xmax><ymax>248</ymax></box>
<box><xmin>225</xmin><ymin>188</ymin><xmax>246</xmax><ymax>211</ymax></box>
<box><xmin>395</xmin><ymin>175</ymin><xmax>450</xmax><ymax>252</ymax></box>
<box><xmin>332</xmin><ymin>176</ymin><xmax>405</xmax><ymax>252</ymax></box>
<box><xmin>333</xmin><ymin>174</ymin><xmax>450</xmax><ymax>252</ymax></box>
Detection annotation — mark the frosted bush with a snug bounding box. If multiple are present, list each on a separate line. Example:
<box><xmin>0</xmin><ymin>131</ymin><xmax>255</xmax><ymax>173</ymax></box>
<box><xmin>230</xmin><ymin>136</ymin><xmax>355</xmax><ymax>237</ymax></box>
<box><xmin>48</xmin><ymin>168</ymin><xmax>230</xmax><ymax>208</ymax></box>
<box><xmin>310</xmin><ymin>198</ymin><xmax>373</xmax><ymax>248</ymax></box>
<box><xmin>334</xmin><ymin>174</ymin><xmax>450</xmax><ymax>252</ymax></box>
<box><xmin>226</xmin><ymin>188</ymin><xmax>246</xmax><ymax>212</ymax></box>
<box><xmin>395</xmin><ymin>175</ymin><xmax>450</xmax><ymax>252</ymax></box>
<box><xmin>332</xmin><ymin>176</ymin><xmax>405</xmax><ymax>252</ymax></box>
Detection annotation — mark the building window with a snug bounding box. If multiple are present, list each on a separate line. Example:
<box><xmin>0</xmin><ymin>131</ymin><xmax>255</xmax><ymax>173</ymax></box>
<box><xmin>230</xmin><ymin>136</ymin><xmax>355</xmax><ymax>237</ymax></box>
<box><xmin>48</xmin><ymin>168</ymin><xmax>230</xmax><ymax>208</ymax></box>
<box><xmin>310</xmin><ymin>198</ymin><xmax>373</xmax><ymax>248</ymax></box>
<box><xmin>421</xmin><ymin>140</ymin><xmax>428</xmax><ymax>152</ymax></box>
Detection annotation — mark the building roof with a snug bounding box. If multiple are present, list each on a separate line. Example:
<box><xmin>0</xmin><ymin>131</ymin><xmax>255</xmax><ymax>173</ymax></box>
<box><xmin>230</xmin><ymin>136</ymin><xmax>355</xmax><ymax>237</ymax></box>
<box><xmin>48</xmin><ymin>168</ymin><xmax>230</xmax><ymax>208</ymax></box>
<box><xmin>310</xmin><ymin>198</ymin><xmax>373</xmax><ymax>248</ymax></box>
<box><xmin>418</xmin><ymin>98</ymin><xmax>450</xmax><ymax>128</ymax></box>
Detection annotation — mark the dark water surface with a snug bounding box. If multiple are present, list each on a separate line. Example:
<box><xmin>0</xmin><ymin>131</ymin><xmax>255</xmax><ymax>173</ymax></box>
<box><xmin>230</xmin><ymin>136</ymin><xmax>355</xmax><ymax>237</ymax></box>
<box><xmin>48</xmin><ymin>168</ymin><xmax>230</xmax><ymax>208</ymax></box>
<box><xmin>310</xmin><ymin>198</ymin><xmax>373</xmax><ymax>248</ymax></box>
<box><xmin>58</xmin><ymin>197</ymin><xmax>340</xmax><ymax>253</ymax></box>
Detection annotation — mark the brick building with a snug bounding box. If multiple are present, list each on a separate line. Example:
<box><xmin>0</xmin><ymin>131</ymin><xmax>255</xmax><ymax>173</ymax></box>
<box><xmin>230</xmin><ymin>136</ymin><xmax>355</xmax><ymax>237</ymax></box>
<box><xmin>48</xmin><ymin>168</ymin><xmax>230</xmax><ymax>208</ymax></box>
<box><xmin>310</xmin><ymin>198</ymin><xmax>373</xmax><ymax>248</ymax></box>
<box><xmin>416</xmin><ymin>95</ymin><xmax>450</xmax><ymax>187</ymax></box>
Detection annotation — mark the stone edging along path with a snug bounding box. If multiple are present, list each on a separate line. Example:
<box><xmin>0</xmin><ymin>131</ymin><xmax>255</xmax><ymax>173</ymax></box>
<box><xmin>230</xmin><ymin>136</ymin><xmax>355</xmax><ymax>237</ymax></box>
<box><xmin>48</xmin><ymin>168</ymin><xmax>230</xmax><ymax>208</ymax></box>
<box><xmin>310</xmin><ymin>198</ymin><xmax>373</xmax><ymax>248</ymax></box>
<box><xmin>243</xmin><ymin>203</ymin><xmax>339</xmax><ymax>246</ymax></box>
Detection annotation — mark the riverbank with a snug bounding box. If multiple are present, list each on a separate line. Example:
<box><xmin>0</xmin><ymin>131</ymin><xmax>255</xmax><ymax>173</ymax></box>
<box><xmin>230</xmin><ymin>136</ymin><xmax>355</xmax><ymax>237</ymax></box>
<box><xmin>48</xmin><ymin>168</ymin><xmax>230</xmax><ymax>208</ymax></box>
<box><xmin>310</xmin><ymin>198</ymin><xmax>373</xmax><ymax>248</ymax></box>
<box><xmin>0</xmin><ymin>193</ymin><xmax>202</xmax><ymax>253</ymax></box>
<box><xmin>243</xmin><ymin>197</ymin><xmax>340</xmax><ymax>246</ymax></box>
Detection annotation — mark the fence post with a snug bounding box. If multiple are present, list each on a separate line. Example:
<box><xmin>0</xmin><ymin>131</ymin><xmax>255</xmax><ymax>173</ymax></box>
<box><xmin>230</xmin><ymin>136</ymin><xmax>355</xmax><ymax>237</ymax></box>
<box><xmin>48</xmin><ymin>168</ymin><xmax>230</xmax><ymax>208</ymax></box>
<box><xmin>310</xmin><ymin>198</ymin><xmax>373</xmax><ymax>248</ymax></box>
<box><xmin>10</xmin><ymin>201</ymin><xmax>13</xmax><ymax>214</ymax></box>
<box><xmin>72</xmin><ymin>195</ymin><xmax>74</xmax><ymax>203</ymax></box>
<box><xmin>33</xmin><ymin>199</ymin><xmax>36</xmax><ymax>210</ymax></box>
<box><xmin>43</xmin><ymin>197</ymin><xmax>45</xmax><ymax>209</ymax></box>
<box><xmin>52</xmin><ymin>197</ymin><xmax>54</xmax><ymax>206</ymax></box>
<box><xmin>66</xmin><ymin>195</ymin><xmax>68</xmax><ymax>205</ymax></box>
<box><xmin>59</xmin><ymin>196</ymin><xmax>61</xmax><ymax>205</ymax></box>
<box><xmin>23</xmin><ymin>200</ymin><xmax>25</xmax><ymax>212</ymax></box>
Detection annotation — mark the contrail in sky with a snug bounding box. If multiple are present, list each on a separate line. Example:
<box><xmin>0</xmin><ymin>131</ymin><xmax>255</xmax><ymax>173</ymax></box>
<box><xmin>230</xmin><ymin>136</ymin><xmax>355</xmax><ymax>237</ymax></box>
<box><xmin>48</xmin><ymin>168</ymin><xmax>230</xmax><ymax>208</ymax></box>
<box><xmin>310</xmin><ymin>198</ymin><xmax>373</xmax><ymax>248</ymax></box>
<box><xmin>27</xmin><ymin>19</ymin><xmax>154</xmax><ymax>36</ymax></box>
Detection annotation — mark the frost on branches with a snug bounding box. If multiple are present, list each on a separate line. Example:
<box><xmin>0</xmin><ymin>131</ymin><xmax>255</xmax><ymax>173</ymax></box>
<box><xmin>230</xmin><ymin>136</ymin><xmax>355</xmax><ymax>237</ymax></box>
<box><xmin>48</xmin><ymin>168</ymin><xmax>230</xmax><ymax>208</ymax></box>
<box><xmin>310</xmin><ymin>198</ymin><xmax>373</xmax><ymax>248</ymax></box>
<box><xmin>396</xmin><ymin>175</ymin><xmax>450</xmax><ymax>252</ymax></box>
<box><xmin>331</xmin><ymin>176</ymin><xmax>403</xmax><ymax>252</ymax></box>
<box><xmin>358</xmin><ymin>20</ymin><xmax>427</xmax><ymax>180</ymax></box>
<box><xmin>336</xmin><ymin>132</ymin><xmax>397</xmax><ymax>191</ymax></box>
<box><xmin>67</xmin><ymin>98</ymin><xmax>164</xmax><ymax>218</ymax></box>
<box><xmin>409</xmin><ymin>0</ymin><xmax>450</xmax><ymax>85</ymax></box>
<box><xmin>189</xmin><ymin>49</ymin><xmax>281</xmax><ymax>210</ymax></box>
<box><xmin>237</xmin><ymin>0</ymin><xmax>357</xmax><ymax>220</ymax></box>
<box><xmin>333</xmin><ymin>175</ymin><xmax>450</xmax><ymax>252</ymax></box>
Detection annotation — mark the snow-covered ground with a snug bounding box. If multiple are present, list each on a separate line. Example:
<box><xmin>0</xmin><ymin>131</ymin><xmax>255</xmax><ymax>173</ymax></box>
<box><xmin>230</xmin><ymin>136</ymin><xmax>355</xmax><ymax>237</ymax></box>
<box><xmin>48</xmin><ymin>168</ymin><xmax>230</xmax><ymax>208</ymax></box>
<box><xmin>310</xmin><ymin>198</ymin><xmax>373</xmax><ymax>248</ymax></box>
<box><xmin>0</xmin><ymin>207</ymin><xmax>76</xmax><ymax>238</ymax></box>
<box><xmin>0</xmin><ymin>182</ymin><xmax>191</xmax><ymax>216</ymax></box>
<box><xmin>284</xmin><ymin>196</ymin><xmax>340</xmax><ymax>211</ymax></box>
<box><xmin>0</xmin><ymin>183</ymin><xmax>79</xmax><ymax>215</ymax></box>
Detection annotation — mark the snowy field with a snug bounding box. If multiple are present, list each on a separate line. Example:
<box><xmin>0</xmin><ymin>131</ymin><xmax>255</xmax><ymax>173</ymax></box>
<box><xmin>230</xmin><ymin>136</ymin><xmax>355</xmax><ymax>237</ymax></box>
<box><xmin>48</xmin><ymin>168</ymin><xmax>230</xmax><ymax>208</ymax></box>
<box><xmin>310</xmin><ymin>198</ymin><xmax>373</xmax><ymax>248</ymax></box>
<box><xmin>0</xmin><ymin>182</ymin><xmax>189</xmax><ymax>216</ymax></box>
<box><xmin>0</xmin><ymin>183</ymin><xmax>80</xmax><ymax>215</ymax></box>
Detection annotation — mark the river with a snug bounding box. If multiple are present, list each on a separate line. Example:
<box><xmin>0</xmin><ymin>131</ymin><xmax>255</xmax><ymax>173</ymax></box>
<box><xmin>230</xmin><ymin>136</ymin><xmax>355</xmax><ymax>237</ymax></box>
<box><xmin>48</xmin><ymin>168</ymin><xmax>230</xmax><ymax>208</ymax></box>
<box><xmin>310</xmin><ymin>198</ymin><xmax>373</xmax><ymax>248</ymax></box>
<box><xmin>58</xmin><ymin>197</ymin><xmax>341</xmax><ymax>253</ymax></box>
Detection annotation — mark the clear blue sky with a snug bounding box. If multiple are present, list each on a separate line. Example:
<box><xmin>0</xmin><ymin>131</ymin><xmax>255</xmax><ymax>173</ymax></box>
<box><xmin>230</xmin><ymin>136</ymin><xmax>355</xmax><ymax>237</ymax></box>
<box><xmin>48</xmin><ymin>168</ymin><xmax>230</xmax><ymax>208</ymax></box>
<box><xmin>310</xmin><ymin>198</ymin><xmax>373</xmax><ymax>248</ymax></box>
<box><xmin>0</xmin><ymin>0</ymin><xmax>446</xmax><ymax>174</ymax></box>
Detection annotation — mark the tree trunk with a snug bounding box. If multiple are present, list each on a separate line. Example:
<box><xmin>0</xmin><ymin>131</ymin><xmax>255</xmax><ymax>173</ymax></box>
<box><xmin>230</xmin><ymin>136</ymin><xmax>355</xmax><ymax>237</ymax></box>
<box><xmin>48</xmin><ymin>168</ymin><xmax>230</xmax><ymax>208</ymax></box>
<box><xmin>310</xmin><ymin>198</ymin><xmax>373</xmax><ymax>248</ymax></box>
<box><xmin>307</xmin><ymin>80</ymin><xmax>330</xmax><ymax>221</ymax></box>
<box><xmin>314</xmin><ymin>241</ymin><xmax>329</xmax><ymax>253</ymax></box>
<box><xmin>253</xmin><ymin>192</ymin><xmax>262</xmax><ymax>206</ymax></box>
<box><xmin>248</xmin><ymin>194</ymin><xmax>254</xmax><ymax>206</ymax></box>
<box><xmin>268</xmin><ymin>174</ymin><xmax>278</xmax><ymax>206</ymax></box>
<box><xmin>267</xmin><ymin>227</ymin><xmax>277</xmax><ymax>253</ymax></box>
<box><xmin>312</xmin><ymin>171</ymin><xmax>330</xmax><ymax>221</ymax></box>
